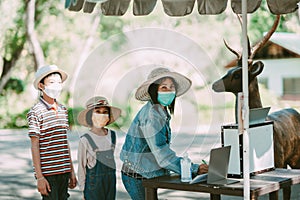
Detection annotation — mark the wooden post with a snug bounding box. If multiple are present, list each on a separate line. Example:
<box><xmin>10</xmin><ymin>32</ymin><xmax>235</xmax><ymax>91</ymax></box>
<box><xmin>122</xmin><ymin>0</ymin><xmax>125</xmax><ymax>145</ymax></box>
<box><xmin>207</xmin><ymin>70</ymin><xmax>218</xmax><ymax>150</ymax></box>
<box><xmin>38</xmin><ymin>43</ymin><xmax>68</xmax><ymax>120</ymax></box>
<box><xmin>210</xmin><ymin>194</ymin><xmax>221</xmax><ymax>200</ymax></box>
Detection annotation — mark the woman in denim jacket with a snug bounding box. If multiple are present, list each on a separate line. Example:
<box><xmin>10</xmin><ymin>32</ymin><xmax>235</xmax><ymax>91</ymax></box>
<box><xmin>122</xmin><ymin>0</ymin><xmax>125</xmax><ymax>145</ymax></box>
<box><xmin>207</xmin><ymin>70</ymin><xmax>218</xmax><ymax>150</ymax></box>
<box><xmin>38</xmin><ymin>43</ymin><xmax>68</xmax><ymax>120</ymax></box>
<box><xmin>120</xmin><ymin>67</ymin><xmax>208</xmax><ymax>200</ymax></box>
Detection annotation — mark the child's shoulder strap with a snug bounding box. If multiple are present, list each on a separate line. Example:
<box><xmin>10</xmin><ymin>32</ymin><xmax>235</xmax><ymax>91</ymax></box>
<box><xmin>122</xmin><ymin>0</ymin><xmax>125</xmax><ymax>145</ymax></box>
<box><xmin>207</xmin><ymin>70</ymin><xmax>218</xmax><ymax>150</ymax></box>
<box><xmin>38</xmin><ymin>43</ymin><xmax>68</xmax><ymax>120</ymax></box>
<box><xmin>110</xmin><ymin>130</ymin><xmax>116</xmax><ymax>145</ymax></box>
<box><xmin>81</xmin><ymin>133</ymin><xmax>98</xmax><ymax>151</ymax></box>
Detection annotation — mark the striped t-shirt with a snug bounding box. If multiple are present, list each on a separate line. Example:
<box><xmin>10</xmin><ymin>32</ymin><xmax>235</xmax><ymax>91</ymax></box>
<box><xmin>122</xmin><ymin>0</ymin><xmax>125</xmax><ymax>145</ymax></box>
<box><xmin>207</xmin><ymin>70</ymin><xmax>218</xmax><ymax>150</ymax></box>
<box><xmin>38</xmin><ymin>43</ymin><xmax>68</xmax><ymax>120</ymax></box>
<box><xmin>27</xmin><ymin>98</ymin><xmax>72</xmax><ymax>176</ymax></box>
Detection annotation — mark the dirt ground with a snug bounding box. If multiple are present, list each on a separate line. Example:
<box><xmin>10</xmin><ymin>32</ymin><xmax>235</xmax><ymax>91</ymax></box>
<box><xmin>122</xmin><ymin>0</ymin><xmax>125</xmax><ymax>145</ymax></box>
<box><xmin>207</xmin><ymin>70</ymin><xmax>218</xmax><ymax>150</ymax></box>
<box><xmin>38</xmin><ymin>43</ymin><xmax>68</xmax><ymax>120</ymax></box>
<box><xmin>1</xmin><ymin>129</ymin><xmax>299</xmax><ymax>200</ymax></box>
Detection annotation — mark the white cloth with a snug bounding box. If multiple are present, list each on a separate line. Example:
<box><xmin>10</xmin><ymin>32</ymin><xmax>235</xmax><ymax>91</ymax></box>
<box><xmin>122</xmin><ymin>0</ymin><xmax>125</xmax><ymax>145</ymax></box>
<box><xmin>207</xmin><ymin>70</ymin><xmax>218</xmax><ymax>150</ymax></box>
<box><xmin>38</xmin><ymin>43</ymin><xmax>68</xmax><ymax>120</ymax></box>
<box><xmin>77</xmin><ymin>130</ymin><xmax>113</xmax><ymax>191</ymax></box>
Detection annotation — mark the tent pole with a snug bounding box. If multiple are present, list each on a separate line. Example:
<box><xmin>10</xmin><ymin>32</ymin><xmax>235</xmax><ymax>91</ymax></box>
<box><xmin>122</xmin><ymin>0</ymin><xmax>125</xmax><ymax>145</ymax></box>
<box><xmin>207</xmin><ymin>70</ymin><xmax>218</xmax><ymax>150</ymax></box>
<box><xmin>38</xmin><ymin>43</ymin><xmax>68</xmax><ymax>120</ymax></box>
<box><xmin>242</xmin><ymin>0</ymin><xmax>250</xmax><ymax>199</ymax></box>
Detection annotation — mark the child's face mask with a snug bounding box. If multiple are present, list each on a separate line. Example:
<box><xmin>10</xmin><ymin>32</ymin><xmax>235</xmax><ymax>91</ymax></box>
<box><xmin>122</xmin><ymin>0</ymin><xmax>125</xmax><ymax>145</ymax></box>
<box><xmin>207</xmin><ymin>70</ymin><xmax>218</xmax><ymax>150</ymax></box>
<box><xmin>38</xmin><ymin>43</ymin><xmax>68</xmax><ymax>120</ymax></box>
<box><xmin>44</xmin><ymin>84</ymin><xmax>62</xmax><ymax>99</ymax></box>
<box><xmin>92</xmin><ymin>113</ymin><xmax>109</xmax><ymax>128</ymax></box>
<box><xmin>42</xmin><ymin>74</ymin><xmax>62</xmax><ymax>99</ymax></box>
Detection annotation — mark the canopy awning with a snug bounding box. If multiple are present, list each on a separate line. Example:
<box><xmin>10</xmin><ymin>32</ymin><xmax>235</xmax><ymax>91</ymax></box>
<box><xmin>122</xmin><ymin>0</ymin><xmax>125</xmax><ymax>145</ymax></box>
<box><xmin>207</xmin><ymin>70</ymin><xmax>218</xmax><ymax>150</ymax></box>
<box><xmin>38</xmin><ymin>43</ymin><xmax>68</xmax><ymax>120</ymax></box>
<box><xmin>65</xmin><ymin>0</ymin><xmax>299</xmax><ymax>16</ymax></box>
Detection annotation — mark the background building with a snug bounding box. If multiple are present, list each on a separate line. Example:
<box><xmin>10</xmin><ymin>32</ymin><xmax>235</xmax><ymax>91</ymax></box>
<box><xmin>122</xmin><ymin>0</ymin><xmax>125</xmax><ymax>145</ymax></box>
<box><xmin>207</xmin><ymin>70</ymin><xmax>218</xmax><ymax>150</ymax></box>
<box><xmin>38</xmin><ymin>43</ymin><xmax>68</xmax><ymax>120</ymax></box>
<box><xmin>255</xmin><ymin>32</ymin><xmax>300</xmax><ymax>100</ymax></box>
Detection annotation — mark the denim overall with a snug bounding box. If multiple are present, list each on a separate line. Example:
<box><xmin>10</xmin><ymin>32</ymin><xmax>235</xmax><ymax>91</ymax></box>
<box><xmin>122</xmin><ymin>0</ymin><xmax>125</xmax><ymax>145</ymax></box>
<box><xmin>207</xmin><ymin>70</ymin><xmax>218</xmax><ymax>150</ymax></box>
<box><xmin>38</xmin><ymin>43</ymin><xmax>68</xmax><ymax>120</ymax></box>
<box><xmin>82</xmin><ymin>131</ymin><xmax>116</xmax><ymax>200</ymax></box>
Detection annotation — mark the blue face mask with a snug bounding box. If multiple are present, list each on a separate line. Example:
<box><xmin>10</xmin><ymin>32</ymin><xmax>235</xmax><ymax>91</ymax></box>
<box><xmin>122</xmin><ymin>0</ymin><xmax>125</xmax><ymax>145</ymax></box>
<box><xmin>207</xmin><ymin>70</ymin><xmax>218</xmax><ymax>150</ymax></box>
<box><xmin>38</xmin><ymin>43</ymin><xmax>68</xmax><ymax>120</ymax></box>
<box><xmin>157</xmin><ymin>91</ymin><xmax>176</xmax><ymax>106</ymax></box>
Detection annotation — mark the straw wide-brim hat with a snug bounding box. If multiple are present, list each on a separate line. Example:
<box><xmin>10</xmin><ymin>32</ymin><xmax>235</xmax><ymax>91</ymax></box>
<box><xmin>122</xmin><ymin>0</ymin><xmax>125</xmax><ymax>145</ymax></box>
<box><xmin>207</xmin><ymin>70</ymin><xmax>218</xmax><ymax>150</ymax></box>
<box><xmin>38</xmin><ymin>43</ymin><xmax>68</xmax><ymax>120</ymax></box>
<box><xmin>135</xmin><ymin>67</ymin><xmax>192</xmax><ymax>101</ymax></box>
<box><xmin>33</xmin><ymin>65</ymin><xmax>68</xmax><ymax>90</ymax></box>
<box><xmin>77</xmin><ymin>96</ymin><xmax>121</xmax><ymax>127</ymax></box>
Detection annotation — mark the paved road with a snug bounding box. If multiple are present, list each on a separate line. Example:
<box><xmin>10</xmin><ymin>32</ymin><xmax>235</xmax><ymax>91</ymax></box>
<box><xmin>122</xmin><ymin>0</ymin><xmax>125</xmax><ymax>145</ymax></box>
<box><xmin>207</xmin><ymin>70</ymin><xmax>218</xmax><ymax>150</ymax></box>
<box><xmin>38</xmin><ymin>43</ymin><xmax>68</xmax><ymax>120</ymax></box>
<box><xmin>0</xmin><ymin>129</ymin><xmax>299</xmax><ymax>200</ymax></box>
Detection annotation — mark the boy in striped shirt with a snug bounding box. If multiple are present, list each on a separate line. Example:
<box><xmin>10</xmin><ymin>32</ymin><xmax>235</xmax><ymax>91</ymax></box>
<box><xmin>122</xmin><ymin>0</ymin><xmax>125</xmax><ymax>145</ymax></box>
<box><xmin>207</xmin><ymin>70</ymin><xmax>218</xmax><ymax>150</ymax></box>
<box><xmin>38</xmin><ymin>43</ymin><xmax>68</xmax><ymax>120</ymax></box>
<box><xmin>27</xmin><ymin>65</ymin><xmax>77</xmax><ymax>199</ymax></box>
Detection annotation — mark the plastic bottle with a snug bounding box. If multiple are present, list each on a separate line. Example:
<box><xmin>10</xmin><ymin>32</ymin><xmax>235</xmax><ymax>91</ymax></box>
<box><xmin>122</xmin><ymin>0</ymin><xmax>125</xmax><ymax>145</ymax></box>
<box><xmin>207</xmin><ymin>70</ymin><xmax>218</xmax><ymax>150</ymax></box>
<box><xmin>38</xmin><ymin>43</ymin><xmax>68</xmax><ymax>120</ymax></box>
<box><xmin>181</xmin><ymin>152</ymin><xmax>192</xmax><ymax>182</ymax></box>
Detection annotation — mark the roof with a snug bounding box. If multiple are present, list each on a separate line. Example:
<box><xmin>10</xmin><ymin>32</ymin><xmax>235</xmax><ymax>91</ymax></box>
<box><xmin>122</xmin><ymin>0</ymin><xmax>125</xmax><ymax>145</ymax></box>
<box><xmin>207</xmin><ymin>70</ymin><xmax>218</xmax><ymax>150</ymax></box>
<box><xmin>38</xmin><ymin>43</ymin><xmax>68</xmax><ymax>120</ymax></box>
<box><xmin>269</xmin><ymin>32</ymin><xmax>300</xmax><ymax>55</ymax></box>
<box><xmin>224</xmin><ymin>32</ymin><xmax>300</xmax><ymax>68</ymax></box>
<box><xmin>65</xmin><ymin>0</ymin><xmax>299</xmax><ymax>15</ymax></box>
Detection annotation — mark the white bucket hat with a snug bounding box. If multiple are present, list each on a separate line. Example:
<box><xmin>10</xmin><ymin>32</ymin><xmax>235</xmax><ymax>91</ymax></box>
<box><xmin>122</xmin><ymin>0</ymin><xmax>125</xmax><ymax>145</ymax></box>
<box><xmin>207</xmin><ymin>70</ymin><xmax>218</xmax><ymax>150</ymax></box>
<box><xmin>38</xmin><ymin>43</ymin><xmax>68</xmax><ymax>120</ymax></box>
<box><xmin>135</xmin><ymin>67</ymin><xmax>192</xmax><ymax>101</ymax></box>
<box><xmin>77</xmin><ymin>96</ymin><xmax>121</xmax><ymax>127</ymax></box>
<box><xmin>33</xmin><ymin>65</ymin><xmax>68</xmax><ymax>90</ymax></box>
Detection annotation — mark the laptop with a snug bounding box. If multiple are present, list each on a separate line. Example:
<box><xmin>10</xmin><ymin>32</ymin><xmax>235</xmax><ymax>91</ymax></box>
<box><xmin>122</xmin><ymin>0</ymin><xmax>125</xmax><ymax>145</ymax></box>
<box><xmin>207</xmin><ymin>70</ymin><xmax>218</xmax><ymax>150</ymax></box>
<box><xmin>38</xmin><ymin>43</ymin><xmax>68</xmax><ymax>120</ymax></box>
<box><xmin>190</xmin><ymin>146</ymin><xmax>239</xmax><ymax>185</ymax></box>
<box><xmin>249</xmin><ymin>107</ymin><xmax>270</xmax><ymax>125</ymax></box>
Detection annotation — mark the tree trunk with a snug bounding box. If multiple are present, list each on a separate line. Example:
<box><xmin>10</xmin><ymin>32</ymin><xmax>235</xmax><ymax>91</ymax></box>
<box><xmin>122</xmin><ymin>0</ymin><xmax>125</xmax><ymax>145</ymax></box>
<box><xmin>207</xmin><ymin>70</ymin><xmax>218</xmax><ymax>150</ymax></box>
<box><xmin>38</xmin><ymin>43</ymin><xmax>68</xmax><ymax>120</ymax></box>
<box><xmin>25</xmin><ymin>0</ymin><xmax>45</xmax><ymax>70</ymax></box>
<box><xmin>0</xmin><ymin>39</ymin><xmax>25</xmax><ymax>94</ymax></box>
<box><xmin>0</xmin><ymin>60</ymin><xmax>17</xmax><ymax>94</ymax></box>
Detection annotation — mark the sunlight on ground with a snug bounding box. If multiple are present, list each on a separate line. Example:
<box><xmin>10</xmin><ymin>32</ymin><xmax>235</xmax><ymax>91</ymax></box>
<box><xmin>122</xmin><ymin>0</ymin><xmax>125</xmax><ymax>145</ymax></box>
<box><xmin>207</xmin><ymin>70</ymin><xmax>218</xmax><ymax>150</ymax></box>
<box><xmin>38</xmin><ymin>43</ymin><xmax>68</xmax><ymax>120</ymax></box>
<box><xmin>0</xmin><ymin>153</ymin><xmax>29</xmax><ymax>172</ymax></box>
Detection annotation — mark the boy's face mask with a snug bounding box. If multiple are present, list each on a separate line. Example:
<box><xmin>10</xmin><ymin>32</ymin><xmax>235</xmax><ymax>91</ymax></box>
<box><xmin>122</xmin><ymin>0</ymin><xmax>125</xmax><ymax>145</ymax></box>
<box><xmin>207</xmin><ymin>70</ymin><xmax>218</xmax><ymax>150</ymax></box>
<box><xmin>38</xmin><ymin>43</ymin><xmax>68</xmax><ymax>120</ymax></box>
<box><xmin>41</xmin><ymin>74</ymin><xmax>63</xmax><ymax>99</ymax></box>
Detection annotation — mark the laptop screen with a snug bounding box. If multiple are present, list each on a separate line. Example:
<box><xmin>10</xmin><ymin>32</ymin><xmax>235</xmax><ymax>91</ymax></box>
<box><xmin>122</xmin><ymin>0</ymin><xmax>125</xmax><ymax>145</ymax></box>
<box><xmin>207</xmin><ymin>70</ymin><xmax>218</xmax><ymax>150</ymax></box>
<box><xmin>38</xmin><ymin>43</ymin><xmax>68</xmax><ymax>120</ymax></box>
<box><xmin>189</xmin><ymin>145</ymin><xmax>239</xmax><ymax>185</ymax></box>
<box><xmin>249</xmin><ymin>107</ymin><xmax>270</xmax><ymax>125</ymax></box>
<box><xmin>207</xmin><ymin>146</ymin><xmax>231</xmax><ymax>183</ymax></box>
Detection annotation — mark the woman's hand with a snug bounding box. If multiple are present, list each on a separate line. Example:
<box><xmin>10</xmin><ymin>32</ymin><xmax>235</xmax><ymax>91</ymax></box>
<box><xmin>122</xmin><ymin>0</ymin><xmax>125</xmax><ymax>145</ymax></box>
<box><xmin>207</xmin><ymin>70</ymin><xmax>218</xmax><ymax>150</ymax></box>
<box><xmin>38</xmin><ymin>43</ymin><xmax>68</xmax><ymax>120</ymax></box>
<box><xmin>37</xmin><ymin>177</ymin><xmax>51</xmax><ymax>196</ymax></box>
<box><xmin>197</xmin><ymin>164</ymin><xmax>208</xmax><ymax>174</ymax></box>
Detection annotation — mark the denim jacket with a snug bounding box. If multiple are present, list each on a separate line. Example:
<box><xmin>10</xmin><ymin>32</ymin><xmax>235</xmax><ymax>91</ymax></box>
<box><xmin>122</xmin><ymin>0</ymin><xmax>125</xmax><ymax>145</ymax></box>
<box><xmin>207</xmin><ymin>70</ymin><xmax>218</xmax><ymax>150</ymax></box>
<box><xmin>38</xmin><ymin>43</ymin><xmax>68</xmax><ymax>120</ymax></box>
<box><xmin>120</xmin><ymin>101</ymin><xmax>199</xmax><ymax>179</ymax></box>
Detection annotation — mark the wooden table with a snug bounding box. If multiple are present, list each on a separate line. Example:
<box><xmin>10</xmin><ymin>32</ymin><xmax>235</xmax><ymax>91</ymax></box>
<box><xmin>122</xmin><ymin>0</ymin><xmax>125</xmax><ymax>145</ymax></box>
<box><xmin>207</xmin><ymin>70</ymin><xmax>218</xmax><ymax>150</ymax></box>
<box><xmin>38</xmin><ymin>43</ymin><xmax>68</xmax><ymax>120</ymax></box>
<box><xmin>142</xmin><ymin>169</ymin><xmax>300</xmax><ymax>200</ymax></box>
<box><xmin>253</xmin><ymin>169</ymin><xmax>300</xmax><ymax>199</ymax></box>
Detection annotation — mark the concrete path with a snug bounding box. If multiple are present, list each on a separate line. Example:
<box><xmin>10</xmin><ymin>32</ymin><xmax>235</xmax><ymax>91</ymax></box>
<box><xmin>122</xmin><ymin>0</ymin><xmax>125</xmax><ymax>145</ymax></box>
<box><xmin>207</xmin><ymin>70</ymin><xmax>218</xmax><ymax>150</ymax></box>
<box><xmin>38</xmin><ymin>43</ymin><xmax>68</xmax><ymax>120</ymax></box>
<box><xmin>0</xmin><ymin>129</ymin><xmax>299</xmax><ymax>200</ymax></box>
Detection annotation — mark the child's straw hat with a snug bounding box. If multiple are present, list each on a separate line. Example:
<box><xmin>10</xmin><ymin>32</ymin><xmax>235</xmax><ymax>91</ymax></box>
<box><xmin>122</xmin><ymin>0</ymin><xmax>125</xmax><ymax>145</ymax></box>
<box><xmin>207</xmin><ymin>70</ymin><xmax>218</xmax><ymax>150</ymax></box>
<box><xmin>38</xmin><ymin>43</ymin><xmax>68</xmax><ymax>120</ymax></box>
<box><xmin>33</xmin><ymin>65</ymin><xmax>68</xmax><ymax>89</ymax></box>
<box><xmin>77</xmin><ymin>96</ymin><xmax>121</xmax><ymax>127</ymax></box>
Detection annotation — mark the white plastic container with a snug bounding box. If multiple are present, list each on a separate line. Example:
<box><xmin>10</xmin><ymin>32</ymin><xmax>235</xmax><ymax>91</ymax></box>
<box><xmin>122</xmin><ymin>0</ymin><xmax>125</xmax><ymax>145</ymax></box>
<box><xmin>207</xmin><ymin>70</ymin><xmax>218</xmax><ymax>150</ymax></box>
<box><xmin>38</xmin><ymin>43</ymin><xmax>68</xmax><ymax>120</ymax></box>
<box><xmin>180</xmin><ymin>152</ymin><xmax>192</xmax><ymax>182</ymax></box>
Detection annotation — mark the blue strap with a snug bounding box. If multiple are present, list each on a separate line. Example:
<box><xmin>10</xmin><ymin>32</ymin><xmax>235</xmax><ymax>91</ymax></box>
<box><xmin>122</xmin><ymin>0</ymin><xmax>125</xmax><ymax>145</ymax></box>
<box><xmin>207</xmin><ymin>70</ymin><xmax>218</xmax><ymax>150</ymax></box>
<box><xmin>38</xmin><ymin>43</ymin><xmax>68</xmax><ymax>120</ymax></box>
<box><xmin>81</xmin><ymin>130</ymin><xmax>116</xmax><ymax>151</ymax></box>
<box><xmin>81</xmin><ymin>133</ymin><xmax>98</xmax><ymax>151</ymax></box>
<box><xmin>110</xmin><ymin>130</ymin><xmax>116</xmax><ymax>145</ymax></box>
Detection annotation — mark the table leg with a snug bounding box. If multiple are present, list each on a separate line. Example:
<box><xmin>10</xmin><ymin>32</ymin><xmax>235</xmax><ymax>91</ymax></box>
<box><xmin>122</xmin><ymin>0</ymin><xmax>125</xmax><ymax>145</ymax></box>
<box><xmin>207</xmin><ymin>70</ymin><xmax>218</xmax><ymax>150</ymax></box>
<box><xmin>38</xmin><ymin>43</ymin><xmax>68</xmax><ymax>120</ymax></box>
<box><xmin>269</xmin><ymin>191</ymin><xmax>279</xmax><ymax>200</ymax></box>
<box><xmin>282</xmin><ymin>186</ymin><xmax>291</xmax><ymax>200</ymax></box>
<box><xmin>210</xmin><ymin>194</ymin><xmax>221</xmax><ymax>200</ymax></box>
<box><xmin>145</xmin><ymin>187</ymin><xmax>158</xmax><ymax>200</ymax></box>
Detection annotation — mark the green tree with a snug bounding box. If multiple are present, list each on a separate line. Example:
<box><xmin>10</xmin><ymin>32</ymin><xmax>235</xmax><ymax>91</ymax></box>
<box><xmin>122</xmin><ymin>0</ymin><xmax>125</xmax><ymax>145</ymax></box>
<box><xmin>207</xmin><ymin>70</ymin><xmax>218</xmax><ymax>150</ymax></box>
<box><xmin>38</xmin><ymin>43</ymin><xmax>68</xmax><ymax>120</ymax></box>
<box><xmin>0</xmin><ymin>2</ymin><xmax>26</xmax><ymax>95</ymax></box>
<box><xmin>248</xmin><ymin>1</ymin><xmax>298</xmax><ymax>43</ymax></box>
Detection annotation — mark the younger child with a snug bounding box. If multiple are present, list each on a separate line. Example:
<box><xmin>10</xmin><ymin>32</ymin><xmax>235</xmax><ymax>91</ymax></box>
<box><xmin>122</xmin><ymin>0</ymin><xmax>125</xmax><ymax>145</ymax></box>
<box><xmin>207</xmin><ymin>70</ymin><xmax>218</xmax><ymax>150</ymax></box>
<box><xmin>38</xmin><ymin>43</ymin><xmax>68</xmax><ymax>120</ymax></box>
<box><xmin>77</xmin><ymin>96</ymin><xmax>121</xmax><ymax>200</ymax></box>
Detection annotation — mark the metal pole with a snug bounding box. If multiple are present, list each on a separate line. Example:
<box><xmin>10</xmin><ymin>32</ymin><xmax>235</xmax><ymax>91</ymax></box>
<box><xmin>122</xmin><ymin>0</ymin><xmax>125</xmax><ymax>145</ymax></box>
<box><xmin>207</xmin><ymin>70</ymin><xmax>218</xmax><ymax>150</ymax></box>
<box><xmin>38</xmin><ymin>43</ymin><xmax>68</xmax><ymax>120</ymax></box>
<box><xmin>242</xmin><ymin>0</ymin><xmax>250</xmax><ymax>199</ymax></box>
